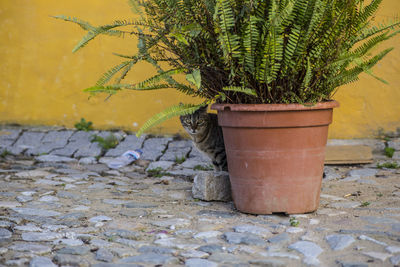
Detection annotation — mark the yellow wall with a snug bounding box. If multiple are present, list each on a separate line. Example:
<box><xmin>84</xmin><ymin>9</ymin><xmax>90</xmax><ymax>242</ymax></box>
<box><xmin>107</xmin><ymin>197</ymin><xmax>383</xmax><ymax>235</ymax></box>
<box><xmin>0</xmin><ymin>0</ymin><xmax>399</xmax><ymax>138</ymax></box>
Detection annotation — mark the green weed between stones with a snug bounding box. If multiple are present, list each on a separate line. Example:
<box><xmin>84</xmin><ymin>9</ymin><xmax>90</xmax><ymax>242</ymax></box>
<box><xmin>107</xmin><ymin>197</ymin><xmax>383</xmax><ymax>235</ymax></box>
<box><xmin>174</xmin><ymin>155</ymin><xmax>186</xmax><ymax>164</ymax></box>
<box><xmin>0</xmin><ymin>150</ymin><xmax>11</xmax><ymax>158</ymax></box>
<box><xmin>384</xmin><ymin>147</ymin><xmax>395</xmax><ymax>158</ymax></box>
<box><xmin>74</xmin><ymin>118</ymin><xmax>93</xmax><ymax>131</ymax></box>
<box><xmin>91</xmin><ymin>134</ymin><xmax>119</xmax><ymax>150</ymax></box>
<box><xmin>147</xmin><ymin>167</ymin><xmax>171</xmax><ymax>178</ymax></box>
<box><xmin>193</xmin><ymin>165</ymin><xmax>214</xmax><ymax>171</ymax></box>
<box><xmin>377</xmin><ymin>162</ymin><xmax>400</xmax><ymax>169</ymax></box>
<box><xmin>289</xmin><ymin>217</ymin><xmax>300</xmax><ymax>227</ymax></box>
<box><xmin>360</xmin><ymin>201</ymin><xmax>371</xmax><ymax>207</ymax></box>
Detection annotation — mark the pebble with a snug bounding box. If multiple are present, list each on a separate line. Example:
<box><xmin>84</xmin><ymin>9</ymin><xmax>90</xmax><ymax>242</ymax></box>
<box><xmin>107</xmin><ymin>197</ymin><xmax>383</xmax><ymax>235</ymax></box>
<box><xmin>16</xmin><ymin>195</ymin><xmax>34</xmax><ymax>202</ymax></box>
<box><xmin>9</xmin><ymin>243</ymin><xmax>52</xmax><ymax>254</ymax></box>
<box><xmin>57</xmin><ymin>246</ymin><xmax>91</xmax><ymax>255</ymax></box>
<box><xmin>119</xmin><ymin>253</ymin><xmax>178</xmax><ymax>265</ymax></box>
<box><xmin>358</xmin><ymin>235</ymin><xmax>387</xmax><ymax>246</ymax></box>
<box><xmin>223</xmin><ymin>232</ymin><xmax>267</xmax><ymax>246</ymax></box>
<box><xmin>11</xmin><ymin>207</ymin><xmax>61</xmax><ymax>217</ymax></box>
<box><xmin>391</xmin><ymin>255</ymin><xmax>400</xmax><ymax>265</ymax></box>
<box><xmin>96</xmin><ymin>248</ymin><xmax>114</xmax><ymax>262</ymax></box>
<box><xmin>89</xmin><ymin>215</ymin><xmax>113</xmax><ymax>223</ymax></box>
<box><xmin>14</xmin><ymin>224</ymin><xmax>42</xmax><ymax>232</ymax></box>
<box><xmin>385</xmin><ymin>246</ymin><xmax>400</xmax><ymax>253</ymax></box>
<box><xmin>337</xmin><ymin>261</ymin><xmax>368</xmax><ymax>267</ymax></box>
<box><xmin>39</xmin><ymin>195</ymin><xmax>59</xmax><ymax>202</ymax></box>
<box><xmin>151</xmin><ymin>218</ymin><xmax>191</xmax><ymax>228</ymax></box>
<box><xmin>193</xmin><ymin>231</ymin><xmax>222</xmax><ymax>239</ymax></box>
<box><xmin>53</xmin><ymin>238</ymin><xmax>84</xmax><ymax>246</ymax></box>
<box><xmin>29</xmin><ymin>256</ymin><xmax>57</xmax><ymax>267</ymax></box>
<box><xmin>185</xmin><ymin>258</ymin><xmax>218</xmax><ymax>267</ymax></box>
<box><xmin>326</xmin><ymin>234</ymin><xmax>356</xmax><ymax>251</ymax></box>
<box><xmin>198</xmin><ymin>244</ymin><xmax>225</xmax><ymax>253</ymax></box>
<box><xmin>288</xmin><ymin>241</ymin><xmax>323</xmax><ymax>259</ymax></box>
<box><xmin>53</xmin><ymin>254</ymin><xmax>90</xmax><ymax>267</ymax></box>
<box><xmin>180</xmin><ymin>250</ymin><xmax>209</xmax><ymax>258</ymax></box>
<box><xmin>362</xmin><ymin>251</ymin><xmax>392</xmax><ymax>261</ymax></box>
<box><xmin>0</xmin><ymin>228</ymin><xmax>12</xmax><ymax>239</ymax></box>
<box><xmin>233</xmin><ymin>224</ymin><xmax>272</xmax><ymax>238</ymax></box>
<box><xmin>329</xmin><ymin>201</ymin><xmax>361</xmax><ymax>209</ymax></box>
<box><xmin>268</xmin><ymin>233</ymin><xmax>290</xmax><ymax>244</ymax></box>
<box><xmin>286</xmin><ymin>227</ymin><xmax>304</xmax><ymax>234</ymax></box>
<box><xmin>22</xmin><ymin>232</ymin><xmax>63</xmax><ymax>241</ymax></box>
<box><xmin>0</xmin><ymin>201</ymin><xmax>21</xmax><ymax>208</ymax></box>
<box><xmin>260</xmin><ymin>251</ymin><xmax>300</xmax><ymax>260</ymax></box>
<box><xmin>348</xmin><ymin>168</ymin><xmax>378</xmax><ymax>178</ymax></box>
<box><xmin>249</xmin><ymin>259</ymin><xmax>285</xmax><ymax>267</ymax></box>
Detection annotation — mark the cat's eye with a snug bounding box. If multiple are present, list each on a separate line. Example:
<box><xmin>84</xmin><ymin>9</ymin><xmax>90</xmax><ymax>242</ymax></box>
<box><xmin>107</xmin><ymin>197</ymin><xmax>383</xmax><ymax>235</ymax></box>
<box><xmin>185</xmin><ymin>119</ymin><xmax>191</xmax><ymax>124</ymax></box>
<box><xmin>198</xmin><ymin>119</ymin><xmax>205</xmax><ymax>125</ymax></box>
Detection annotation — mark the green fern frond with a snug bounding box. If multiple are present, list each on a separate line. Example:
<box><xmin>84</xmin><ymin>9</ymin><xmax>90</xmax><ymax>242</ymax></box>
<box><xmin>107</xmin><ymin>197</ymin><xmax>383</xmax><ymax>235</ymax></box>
<box><xmin>115</xmin><ymin>60</ymin><xmax>137</xmax><ymax>84</ymax></box>
<box><xmin>96</xmin><ymin>61</ymin><xmax>134</xmax><ymax>86</ymax></box>
<box><xmin>52</xmin><ymin>15</ymin><xmax>94</xmax><ymax>31</ymax></box>
<box><xmin>133</xmin><ymin>68</ymin><xmax>186</xmax><ymax>88</ymax></box>
<box><xmin>223</xmin><ymin>86</ymin><xmax>257</xmax><ymax>96</ymax></box>
<box><xmin>127</xmin><ymin>0</ymin><xmax>144</xmax><ymax>17</ymax></box>
<box><xmin>83</xmin><ymin>84</ymin><xmax>129</xmax><ymax>94</ymax></box>
<box><xmin>136</xmin><ymin>103</ymin><xmax>206</xmax><ymax>137</ymax></box>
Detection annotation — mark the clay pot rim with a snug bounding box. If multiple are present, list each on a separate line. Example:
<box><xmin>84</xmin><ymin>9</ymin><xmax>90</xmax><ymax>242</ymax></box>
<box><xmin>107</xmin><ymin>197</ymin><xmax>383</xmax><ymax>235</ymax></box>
<box><xmin>211</xmin><ymin>100</ymin><xmax>339</xmax><ymax>112</ymax></box>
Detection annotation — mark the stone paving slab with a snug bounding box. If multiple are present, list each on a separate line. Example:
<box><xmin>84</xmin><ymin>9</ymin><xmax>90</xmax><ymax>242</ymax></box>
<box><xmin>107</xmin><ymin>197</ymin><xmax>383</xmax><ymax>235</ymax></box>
<box><xmin>9</xmin><ymin>131</ymin><xmax>45</xmax><ymax>155</ymax></box>
<box><xmin>26</xmin><ymin>130</ymin><xmax>74</xmax><ymax>155</ymax></box>
<box><xmin>0</xmin><ymin>127</ymin><xmax>399</xmax><ymax>266</ymax></box>
<box><xmin>0</xmin><ymin>129</ymin><xmax>22</xmax><ymax>149</ymax></box>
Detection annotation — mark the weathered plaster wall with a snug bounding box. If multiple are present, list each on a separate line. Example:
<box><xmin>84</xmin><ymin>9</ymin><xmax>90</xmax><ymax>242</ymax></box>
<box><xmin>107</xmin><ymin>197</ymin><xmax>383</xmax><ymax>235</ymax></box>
<box><xmin>0</xmin><ymin>0</ymin><xmax>399</xmax><ymax>138</ymax></box>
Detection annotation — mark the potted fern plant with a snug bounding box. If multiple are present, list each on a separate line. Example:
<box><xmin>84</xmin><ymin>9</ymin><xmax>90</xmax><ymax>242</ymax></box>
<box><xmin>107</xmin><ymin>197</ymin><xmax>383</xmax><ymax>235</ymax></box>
<box><xmin>55</xmin><ymin>0</ymin><xmax>400</xmax><ymax>214</ymax></box>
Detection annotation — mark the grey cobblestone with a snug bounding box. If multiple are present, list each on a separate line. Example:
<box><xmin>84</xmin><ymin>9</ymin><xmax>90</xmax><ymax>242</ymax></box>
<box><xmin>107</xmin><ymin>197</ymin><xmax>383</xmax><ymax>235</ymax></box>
<box><xmin>0</xmin><ymin>129</ymin><xmax>21</xmax><ymax>149</ymax></box>
<box><xmin>27</xmin><ymin>130</ymin><xmax>74</xmax><ymax>155</ymax></box>
<box><xmin>105</xmin><ymin>134</ymin><xmax>146</xmax><ymax>157</ymax></box>
<box><xmin>141</xmin><ymin>137</ymin><xmax>172</xmax><ymax>161</ymax></box>
<box><xmin>10</xmin><ymin>131</ymin><xmax>46</xmax><ymax>155</ymax></box>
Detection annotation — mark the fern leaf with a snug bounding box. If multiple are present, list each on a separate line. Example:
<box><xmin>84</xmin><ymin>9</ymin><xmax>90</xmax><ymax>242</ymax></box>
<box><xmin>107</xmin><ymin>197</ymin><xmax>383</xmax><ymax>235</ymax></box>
<box><xmin>96</xmin><ymin>61</ymin><xmax>133</xmax><ymax>86</ymax></box>
<box><xmin>52</xmin><ymin>15</ymin><xmax>94</xmax><ymax>31</ymax></box>
<box><xmin>133</xmin><ymin>68</ymin><xmax>186</xmax><ymax>88</ymax></box>
<box><xmin>223</xmin><ymin>86</ymin><xmax>257</xmax><ymax>96</ymax></box>
<box><xmin>243</xmin><ymin>15</ymin><xmax>258</xmax><ymax>73</ymax></box>
<box><xmin>136</xmin><ymin>103</ymin><xmax>206</xmax><ymax>137</ymax></box>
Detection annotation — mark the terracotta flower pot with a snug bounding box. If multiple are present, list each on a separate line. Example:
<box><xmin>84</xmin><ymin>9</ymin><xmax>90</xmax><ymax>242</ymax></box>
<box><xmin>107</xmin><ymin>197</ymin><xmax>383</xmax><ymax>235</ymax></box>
<box><xmin>211</xmin><ymin>101</ymin><xmax>339</xmax><ymax>215</ymax></box>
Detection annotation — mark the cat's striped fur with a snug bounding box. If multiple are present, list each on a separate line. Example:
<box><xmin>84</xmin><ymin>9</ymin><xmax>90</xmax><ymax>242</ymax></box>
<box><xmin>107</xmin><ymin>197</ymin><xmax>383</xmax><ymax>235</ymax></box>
<box><xmin>180</xmin><ymin>106</ymin><xmax>227</xmax><ymax>171</ymax></box>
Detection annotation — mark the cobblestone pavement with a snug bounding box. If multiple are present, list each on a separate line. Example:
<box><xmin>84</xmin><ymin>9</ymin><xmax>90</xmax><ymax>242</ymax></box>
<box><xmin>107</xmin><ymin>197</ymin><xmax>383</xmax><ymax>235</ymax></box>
<box><xmin>0</xmin><ymin>126</ymin><xmax>399</xmax><ymax>267</ymax></box>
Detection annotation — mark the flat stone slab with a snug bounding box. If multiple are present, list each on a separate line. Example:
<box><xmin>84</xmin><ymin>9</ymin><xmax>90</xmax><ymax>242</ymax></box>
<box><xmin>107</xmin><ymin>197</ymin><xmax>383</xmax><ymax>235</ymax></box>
<box><xmin>141</xmin><ymin>137</ymin><xmax>172</xmax><ymax>161</ymax></box>
<box><xmin>35</xmin><ymin>155</ymin><xmax>77</xmax><ymax>163</ymax></box>
<box><xmin>26</xmin><ymin>130</ymin><xmax>74</xmax><ymax>155</ymax></box>
<box><xmin>11</xmin><ymin>208</ymin><xmax>61</xmax><ymax>217</ymax></box>
<box><xmin>0</xmin><ymin>129</ymin><xmax>21</xmax><ymax>148</ymax></box>
<box><xmin>9</xmin><ymin>243</ymin><xmax>52</xmax><ymax>254</ymax></box>
<box><xmin>288</xmin><ymin>241</ymin><xmax>323</xmax><ymax>259</ymax></box>
<box><xmin>185</xmin><ymin>258</ymin><xmax>218</xmax><ymax>267</ymax></box>
<box><xmin>105</xmin><ymin>134</ymin><xmax>146</xmax><ymax>157</ymax></box>
<box><xmin>159</xmin><ymin>140</ymin><xmax>192</xmax><ymax>161</ymax></box>
<box><xmin>29</xmin><ymin>256</ymin><xmax>57</xmax><ymax>267</ymax></box>
<box><xmin>146</xmin><ymin>161</ymin><xmax>174</xmax><ymax>171</ymax></box>
<box><xmin>119</xmin><ymin>253</ymin><xmax>178</xmax><ymax>265</ymax></box>
<box><xmin>233</xmin><ymin>224</ymin><xmax>272</xmax><ymax>238</ymax></box>
<box><xmin>9</xmin><ymin>131</ymin><xmax>45</xmax><ymax>155</ymax></box>
<box><xmin>326</xmin><ymin>234</ymin><xmax>356</xmax><ymax>251</ymax></box>
<box><xmin>348</xmin><ymin>168</ymin><xmax>378</xmax><ymax>178</ymax></box>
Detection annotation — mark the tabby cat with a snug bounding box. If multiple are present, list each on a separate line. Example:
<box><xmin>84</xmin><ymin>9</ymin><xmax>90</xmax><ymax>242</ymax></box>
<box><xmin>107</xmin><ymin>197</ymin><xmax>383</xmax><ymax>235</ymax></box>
<box><xmin>180</xmin><ymin>106</ymin><xmax>228</xmax><ymax>171</ymax></box>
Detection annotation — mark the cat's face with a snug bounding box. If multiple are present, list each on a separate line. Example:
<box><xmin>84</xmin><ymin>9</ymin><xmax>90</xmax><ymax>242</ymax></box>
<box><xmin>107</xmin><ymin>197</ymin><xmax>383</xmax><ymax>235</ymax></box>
<box><xmin>180</xmin><ymin>106</ymin><xmax>209</xmax><ymax>135</ymax></box>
